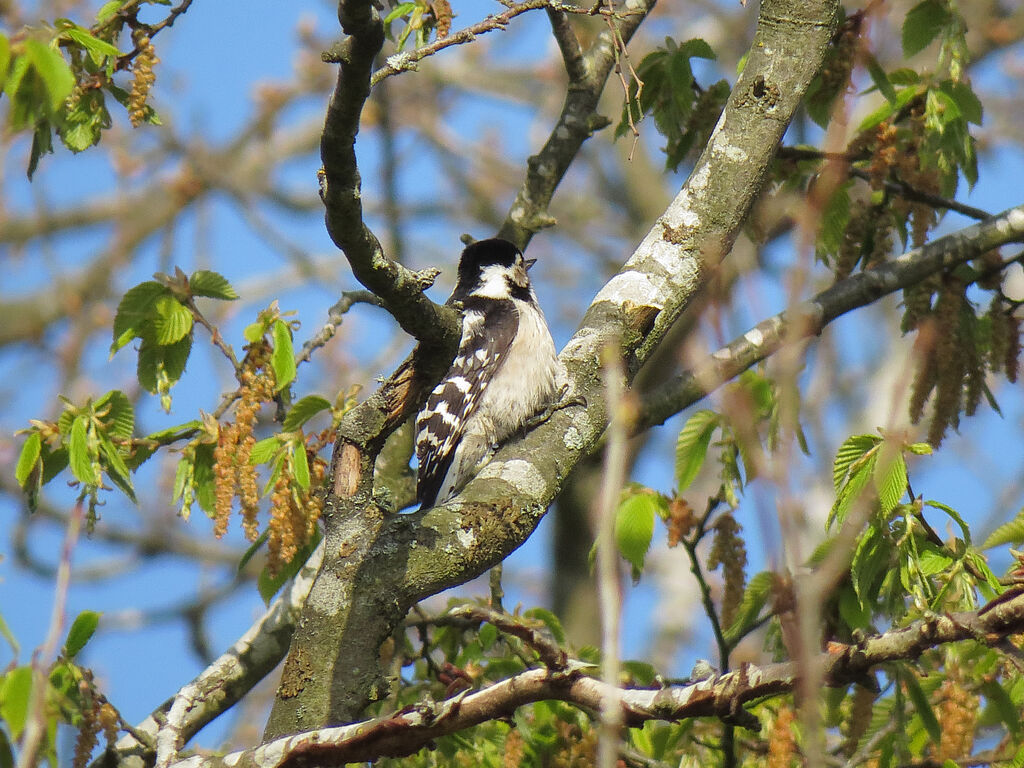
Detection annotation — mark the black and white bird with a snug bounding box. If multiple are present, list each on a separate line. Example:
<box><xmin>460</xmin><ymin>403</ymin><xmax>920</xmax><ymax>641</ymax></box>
<box><xmin>415</xmin><ymin>238</ymin><xmax>560</xmax><ymax>509</ymax></box>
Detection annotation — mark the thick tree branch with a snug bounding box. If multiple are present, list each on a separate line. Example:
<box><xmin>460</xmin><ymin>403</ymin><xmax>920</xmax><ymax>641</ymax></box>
<box><xmin>169</xmin><ymin>589</ymin><xmax>1024</xmax><ymax>768</ymax></box>
<box><xmin>99</xmin><ymin>544</ymin><xmax>323</xmax><ymax>768</ymax></box>
<box><xmin>637</xmin><ymin>204</ymin><xmax>1024</xmax><ymax>431</ymax></box>
<box><xmin>320</xmin><ymin>0</ymin><xmax>459</xmax><ymax>347</ymax></box>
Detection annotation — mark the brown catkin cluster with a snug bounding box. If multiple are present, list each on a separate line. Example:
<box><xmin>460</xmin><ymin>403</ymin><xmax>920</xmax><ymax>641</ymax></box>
<box><xmin>707</xmin><ymin>512</ymin><xmax>747</xmax><ymax>629</ymax></box>
<box><xmin>128</xmin><ymin>37</ymin><xmax>158</xmax><ymax>127</ymax></box>
<box><xmin>73</xmin><ymin>679</ymin><xmax>99</xmax><ymax>768</ymax></box>
<box><xmin>842</xmin><ymin>684</ymin><xmax>876</xmax><ymax>755</ymax></box>
<box><xmin>932</xmin><ymin>678</ymin><xmax>978</xmax><ymax>761</ymax></box>
<box><xmin>212</xmin><ymin>343</ymin><xmax>275</xmax><ymax>539</ymax></box>
<box><xmin>550</xmin><ymin>720</ymin><xmax>597</xmax><ymax>768</ymax></box>
<box><xmin>99</xmin><ymin>702</ymin><xmax>120</xmax><ymax>749</ymax></box>
<box><xmin>666</xmin><ymin>496</ymin><xmax>695</xmax><ymax>548</ymax></box>
<box><xmin>908</xmin><ymin>282</ymin><xmax>975</xmax><ymax>447</ymax></box>
<box><xmin>817</xmin><ymin>12</ymin><xmax>860</xmax><ymax>105</ymax></box>
<box><xmin>503</xmin><ymin>728</ymin><xmax>525</xmax><ymax>768</ymax></box>
<box><xmin>266</xmin><ymin>454</ymin><xmax>326</xmax><ymax>575</ymax></box>
<box><xmin>431</xmin><ymin>0</ymin><xmax>452</xmax><ymax>38</ymax></box>
<box><xmin>767</xmin><ymin>706</ymin><xmax>797</xmax><ymax>768</ymax></box>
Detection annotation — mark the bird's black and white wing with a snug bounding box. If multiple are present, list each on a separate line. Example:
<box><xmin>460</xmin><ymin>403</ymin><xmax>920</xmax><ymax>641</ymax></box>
<box><xmin>415</xmin><ymin>298</ymin><xmax>518</xmax><ymax>508</ymax></box>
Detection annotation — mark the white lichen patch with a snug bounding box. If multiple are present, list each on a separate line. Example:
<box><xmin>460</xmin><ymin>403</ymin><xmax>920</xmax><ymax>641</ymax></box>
<box><xmin>563</xmin><ymin>424</ymin><xmax>584</xmax><ymax>450</ymax></box>
<box><xmin>592</xmin><ymin>270</ymin><xmax>663</xmax><ymax>308</ymax></box>
<box><xmin>1007</xmin><ymin>207</ymin><xmax>1024</xmax><ymax>230</ymax></box>
<box><xmin>223</xmin><ymin>751</ymin><xmax>243</xmax><ymax>767</ymax></box>
<box><xmin>477</xmin><ymin>458</ymin><xmax>546</xmax><ymax>499</ymax></box>
<box><xmin>455</xmin><ymin>528</ymin><xmax>476</xmax><ymax>549</ymax></box>
<box><xmin>744</xmin><ymin>327</ymin><xmax>764</xmax><ymax>347</ymax></box>
<box><xmin>716</xmin><ymin>142</ymin><xmax>748</xmax><ymax>163</ymax></box>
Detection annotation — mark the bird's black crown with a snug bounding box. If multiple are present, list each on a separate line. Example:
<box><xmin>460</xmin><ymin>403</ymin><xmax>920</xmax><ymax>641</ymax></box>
<box><xmin>456</xmin><ymin>238</ymin><xmax>520</xmax><ymax>283</ymax></box>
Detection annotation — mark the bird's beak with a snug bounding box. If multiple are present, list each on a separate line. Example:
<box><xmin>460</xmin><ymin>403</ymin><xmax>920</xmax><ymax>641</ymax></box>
<box><xmin>525</xmin><ymin>258</ymin><xmax>537</xmax><ymax>271</ymax></box>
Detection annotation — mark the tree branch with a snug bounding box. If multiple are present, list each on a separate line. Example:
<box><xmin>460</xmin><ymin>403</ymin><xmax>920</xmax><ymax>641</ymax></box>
<box><xmin>320</xmin><ymin>0</ymin><xmax>459</xmax><ymax>347</ymax></box>
<box><xmin>167</xmin><ymin>589</ymin><xmax>1024</xmax><ymax>768</ymax></box>
<box><xmin>637</xmin><ymin>203</ymin><xmax>1024</xmax><ymax>431</ymax></box>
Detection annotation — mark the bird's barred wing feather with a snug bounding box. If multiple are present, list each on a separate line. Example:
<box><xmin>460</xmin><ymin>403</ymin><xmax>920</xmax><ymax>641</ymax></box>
<box><xmin>416</xmin><ymin>301</ymin><xmax>518</xmax><ymax>508</ymax></box>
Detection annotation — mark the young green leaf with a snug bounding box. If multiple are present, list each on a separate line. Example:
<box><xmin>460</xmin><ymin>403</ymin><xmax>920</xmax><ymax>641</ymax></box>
<box><xmin>0</xmin><ymin>666</ymin><xmax>33</xmax><ymax>739</ymax></box>
<box><xmin>523</xmin><ymin>607</ymin><xmax>567</xmax><ymax>646</ymax></box>
<box><xmin>250</xmin><ymin>436</ymin><xmax>282</xmax><ymax>465</ymax></box>
<box><xmin>151</xmin><ymin>294</ymin><xmax>194</xmax><ymax>345</ymax></box>
<box><xmin>24</xmin><ymin>39</ymin><xmax>74</xmax><ymax>111</ymax></box>
<box><xmin>833</xmin><ymin>434</ymin><xmax>880</xmax><ymax>491</ymax></box>
<box><xmin>257</xmin><ymin>529</ymin><xmax>321</xmax><ymax>604</ymax></box>
<box><xmin>874</xmin><ymin>452</ymin><xmax>907</xmax><ymax>515</ymax></box>
<box><xmin>94</xmin><ymin>390</ymin><xmax>134</xmax><ymax>438</ymax></box>
<box><xmin>982</xmin><ymin>509</ymin><xmax>1024</xmax><ymax>550</ymax></box>
<box><xmin>723</xmin><ymin>570</ymin><xmax>776</xmax><ymax>644</ymax></box>
<box><xmin>112</xmin><ymin>281</ymin><xmax>167</xmax><ymax>352</ymax></box>
<box><xmin>902</xmin><ymin>0</ymin><xmax>952</xmax><ymax>58</ymax></box>
<box><xmin>68</xmin><ymin>416</ymin><xmax>97</xmax><ymax>485</ymax></box>
<box><xmin>901</xmin><ymin>668</ymin><xmax>942</xmax><ymax>747</ymax></box>
<box><xmin>15</xmin><ymin>432</ymin><xmax>41</xmax><ymax>487</ymax></box>
<box><xmin>238</xmin><ymin>530</ymin><xmax>269</xmax><ymax>573</ymax></box>
<box><xmin>271</xmin><ymin>319</ymin><xmax>296</xmax><ymax>392</ymax></box>
<box><xmin>0</xmin><ymin>613</ymin><xmax>19</xmax><ymax>656</ymax></box>
<box><xmin>62</xmin><ymin>610</ymin><xmax>101</xmax><ymax>659</ymax></box>
<box><xmin>614</xmin><ymin>492</ymin><xmax>657</xmax><ymax>581</ymax></box>
<box><xmin>282</xmin><ymin>395</ymin><xmax>332</xmax><ymax>431</ymax></box>
<box><xmin>189</xmin><ymin>270</ymin><xmax>238</xmax><ymax>300</ymax></box>
<box><xmin>675</xmin><ymin>410</ymin><xmax>719</xmax><ymax>491</ymax></box>
<box><xmin>292</xmin><ymin>444</ymin><xmax>310</xmax><ymax>490</ymax></box>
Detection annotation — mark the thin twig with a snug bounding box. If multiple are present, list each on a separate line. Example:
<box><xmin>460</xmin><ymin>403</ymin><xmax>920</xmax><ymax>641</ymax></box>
<box><xmin>595</xmin><ymin>345</ymin><xmax>627</xmax><ymax>768</ymax></box>
<box><xmin>16</xmin><ymin>503</ymin><xmax>83</xmax><ymax>768</ymax></box>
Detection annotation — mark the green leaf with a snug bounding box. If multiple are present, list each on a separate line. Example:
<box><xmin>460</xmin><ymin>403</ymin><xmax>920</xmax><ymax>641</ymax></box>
<box><xmin>940</xmin><ymin>80</ymin><xmax>982</xmax><ymax>125</ymax></box>
<box><xmin>162</xmin><ymin>333</ymin><xmax>192</xmax><ymax>383</ymax></box>
<box><xmin>112</xmin><ymin>281</ymin><xmax>167</xmax><ymax>352</ymax></box>
<box><xmin>902</xmin><ymin>668</ymin><xmax>942</xmax><ymax>746</ymax></box>
<box><xmin>238</xmin><ymin>530</ymin><xmax>269</xmax><ymax>573</ymax></box>
<box><xmin>24</xmin><ymin>39</ymin><xmax>74</xmax><ymax>112</ymax></box>
<box><xmin>674</xmin><ymin>410</ymin><xmax>719</xmax><ymax>491</ymax></box>
<box><xmin>292</xmin><ymin>444</ymin><xmax>310</xmax><ymax>490</ymax></box>
<box><xmin>15</xmin><ymin>432</ymin><xmax>41</xmax><ymax>487</ymax></box>
<box><xmin>864</xmin><ymin>54</ymin><xmax>897</xmax><ymax>103</ymax></box>
<box><xmin>68</xmin><ymin>416</ymin><xmax>97</xmax><ymax>485</ymax></box>
<box><xmin>723</xmin><ymin>570</ymin><xmax>775</xmax><ymax>644</ymax></box>
<box><xmin>257</xmin><ymin>528</ymin><xmax>321</xmax><ymax>604</ymax></box>
<box><xmin>250</xmin><ymin>436</ymin><xmax>281</xmax><ymax>465</ymax></box>
<box><xmin>97</xmin><ymin>0</ymin><xmax>126</xmax><ymax>21</ymax></box>
<box><xmin>282</xmin><ymin>395</ymin><xmax>332</xmax><ymax>431</ymax></box>
<box><xmin>857</xmin><ymin>86</ymin><xmax>920</xmax><ymax>132</ymax></box>
<box><xmin>94</xmin><ymin>390</ymin><xmax>134</xmax><ymax>438</ymax></box>
<box><xmin>907</xmin><ymin>442</ymin><xmax>932</xmax><ymax>455</ymax></box>
<box><xmin>64</xmin><ymin>26</ymin><xmax>120</xmax><ymax>65</ymax></box>
<box><xmin>99</xmin><ymin>434</ymin><xmax>135</xmax><ymax>502</ymax></box>
<box><xmin>189</xmin><ymin>270</ymin><xmax>238</xmax><ymax>300</ymax></box>
<box><xmin>614</xmin><ymin>492</ymin><xmax>657</xmax><ymax>581</ymax></box>
<box><xmin>850</xmin><ymin>523</ymin><xmax>887</xmax><ymax>609</ymax></box>
<box><xmin>0</xmin><ymin>666</ymin><xmax>33</xmax><ymax>739</ymax></box>
<box><xmin>833</xmin><ymin>434</ymin><xmax>880</xmax><ymax>491</ymax></box>
<box><xmin>271</xmin><ymin>319</ymin><xmax>296</xmax><ymax>392</ymax></box>
<box><xmin>874</xmin><ymin>451</ymin><xmax>907</xmax><ymax>515</ymax></box>
<box><xmin>983</xmin><ymin>510</ymin><xmax>1024</xmax><ymax>549</ymax></box>
<box><xmin>902</xmin><ymin>0</ymin><xmax>952</xmax><ymax>57</ymax></box>
<box><xmin>62</xmin><ymin>610</ymin><xmax>100</xmax><ymax>659</ymax></box>
<box><xmin>0</xmin><ymin>34</ymin><xmax>10</xmax><ymax>84</ymax></box>
<box><xmin>523</xmin><ymin>607</ymin><xmax>566</xmax><ymax>645</ymax></box>
<box><xmin>383</xmin><ymin>1</ymin><xmax>416</xmax><ymax>24</ymax></box>
<box><xmin>151</xmin><ymin>294</ymin><xmax>194</xmax><ymax>345</ymax></box>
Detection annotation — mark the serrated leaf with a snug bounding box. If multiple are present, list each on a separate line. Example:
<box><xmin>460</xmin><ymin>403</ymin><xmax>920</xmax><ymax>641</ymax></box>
<box><xmin>940</xmin><ymin>80</ymin><xmax>982</xmax><ymax>125</ymax></box>
<box><xmin>94</xmin><ymin>390</ymin><xmax>134</xmax><ymax>438</ymax></box>
<box><xmin>271</xmin><ymin>319</ymin><xmax>296</xmax><ymax>392</ymax></box>
<box><xmin>283</xmin><ymin>395</ymin><xmax>332</xmax><ymax>431</ymax></box>
<box><xmin>151</xmin><ymin>294</ymin><xmax>194</xmax><ymax>345</ymax></box>
<box><xmin>292</xmin><ymin>444</ymin><xmax>310</xmax><ymax>490</ymax></box>
<box><xmin>15</xmin><ymin>432</ymin><xmax>41</xmax><ymax>487</ymax></box>
<box><xmin>902</xmin><ymin>668</ymin><xmax>942</xmax><ymax>747</ymax></box>
<box><xmin>723</xmin><ymin>570</ymin><xmax>775</xmax><ymax>643</ymax></box>
<box><xmin>68</xmin><ymin>417</ymin><xmax>97</xmax><ymax>485</ymax></box>
<box><xmin>112</xmin><ymin>281</ymin><xmax>167</xmax><ymax>352</ymax></box>
<box><xmin>874</xmin><ymin>452</ymin><xmax>907</xmax><ymax>515</ymax></box>
<box><xmin>63</xmin><ymin>610</ymin><xmax>100</xmax><ymax>659</ymax></box>
<box><xmin>614</xmin><ymin>492</ymin><xmax>657</xmax><ymax>581</ymax></box>
<box><xmin>833</xmin><ymin>434</ymin><xmax>880</xmax><ymax>491</ymax></box>
<box><xmin>64</xmin><ymin>26</ymin><xmax>120</xmax><ymax>62</ymax></box>
<box><xmin>193</xmin><ymin>442</ymin><xmax>216</xmax><ymax>514</ymax></box>
<box><xmin>250</xmin><ymin>436</ymin><xmax>281</xmax><ymax>465</ymax></box>
<box><xmin>96</xmin><ymin>0</ymin><xmax>125</xmax><ymax>21</ymax></box>
<box><xmin>983</xmin><ymin>510</ymin><xmax>1024</xmax><ymax>549</ymax></box>
<box><xmin>24</xmin><ymin>39</ymin><xmax>74</xmax><ymax>111</ymax></box>
<box><xmin>675</xmin><ymin>410</ymin><xmax>719</xmax><ymax>491</ymax></box>
<box><xmin>523</xmin><ymin>607</ymin><xmax>566</xmax><ymax>645</ymax></box>
<box><xmin>98</xmin><ymin>434</ymin><xmax>135</xmax><ymax>502</ymax></box>
<box><xmin>904</xmin><ymin>0</ymin><xmax>953</xmax><ymax>57</ymax></box>
<box><xmin>189</xmin><ymin>270</ymin><xmax>238</xmax><ymax>300</ymax></box>
<box><xmin>850</xmin><ymin>523</ymin><xmax>887</xmax><ymax>610</ymax></box>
